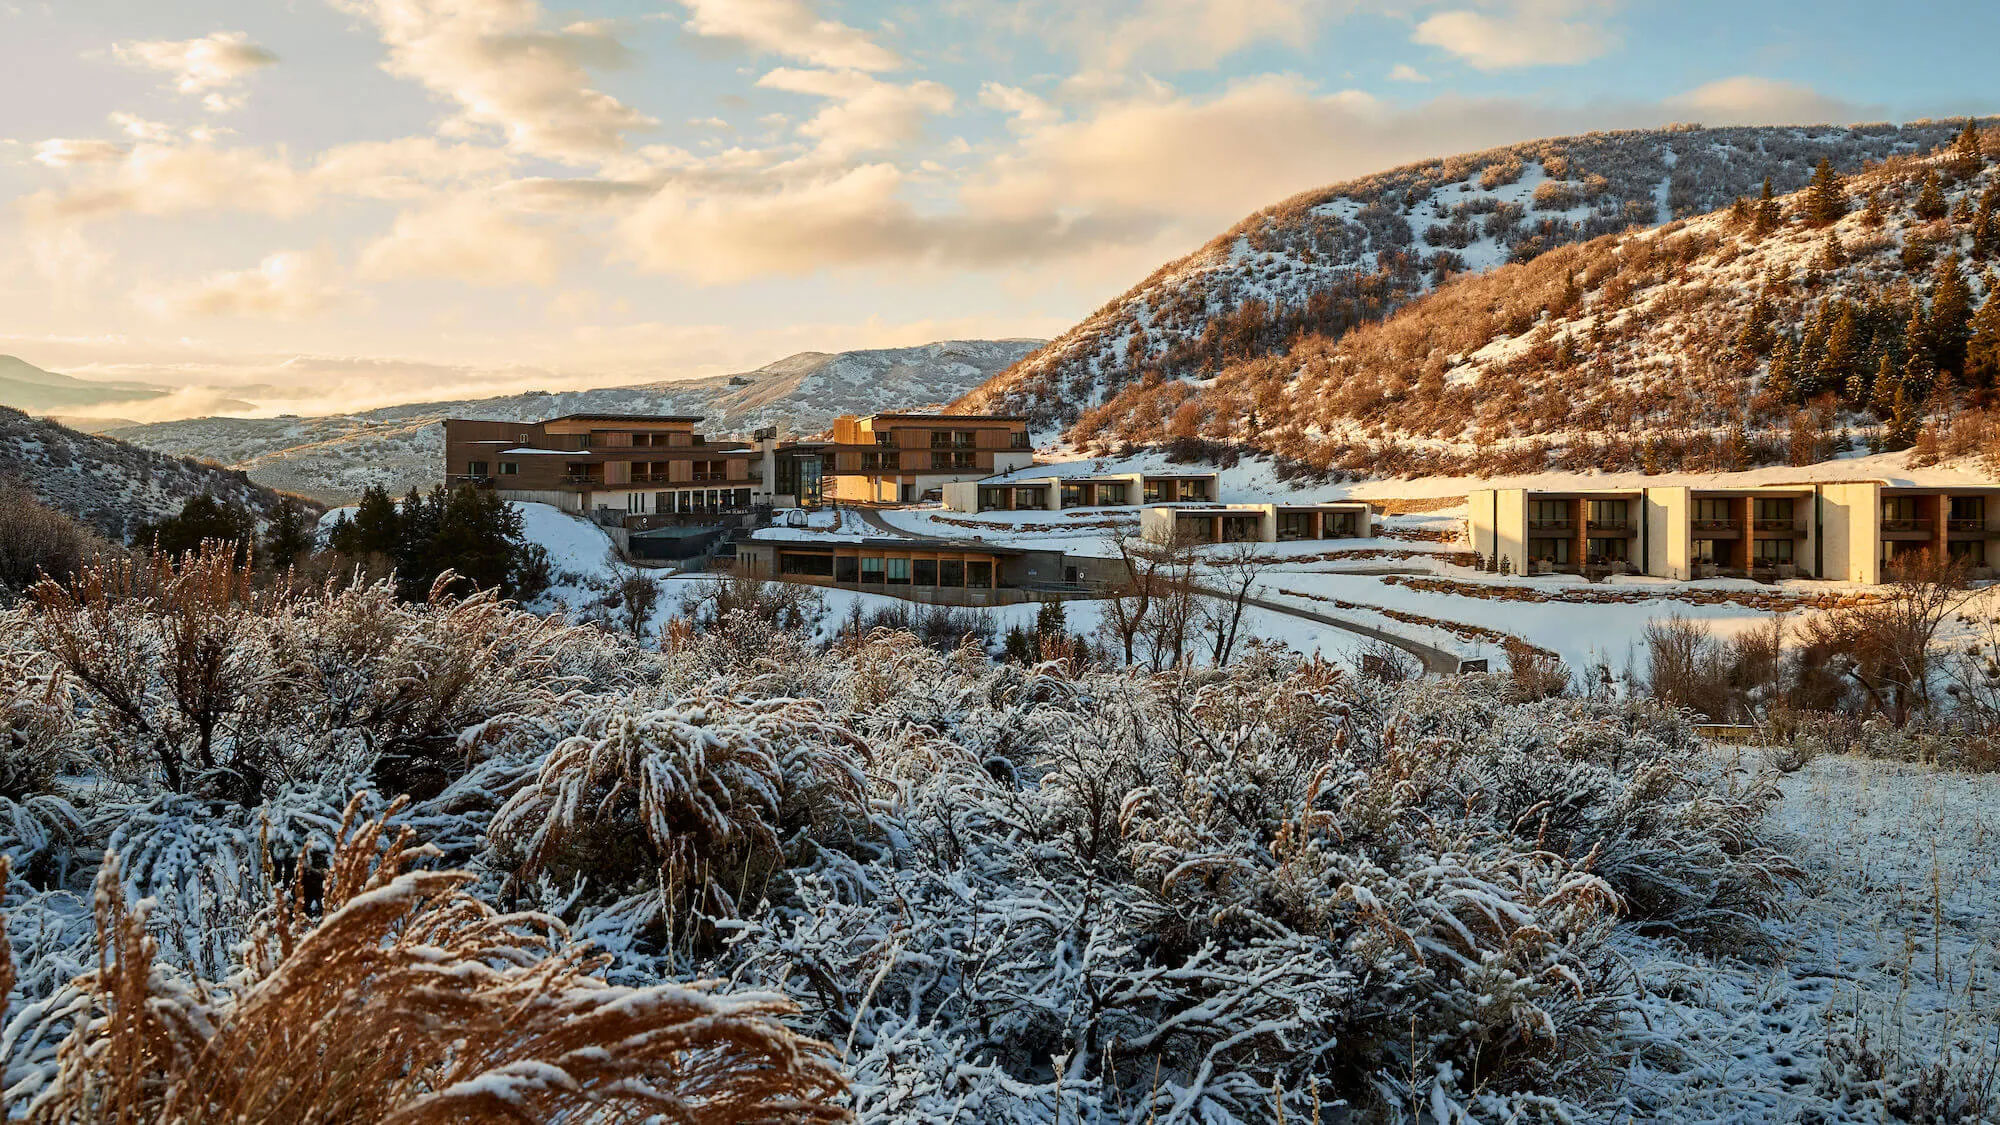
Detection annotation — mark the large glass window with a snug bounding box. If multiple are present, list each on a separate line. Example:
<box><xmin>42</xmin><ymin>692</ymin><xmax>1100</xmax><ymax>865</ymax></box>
<box><xmin>1277</xmin><ymin>512</ymin><xmax>1313</xmax><ymax>540</ymax></box>
<box><xmin>860</xmin><ymin>557</ymin><xmax>885</xmax><ymax>583</ymax></box>
<box><xmin>1692</xmin><ymin>539</ymin><xmax>1721</xmax><ymax>564</ymax></box>
<box><xmin>781</xmin><ymin>553</ymin><xmax>834</xmax><ymax>577</ymax></box>
<box><xmin>1587</xmin><ymin>537</ymin><xmax>1629</xmax><ymax>562</ymax></box>
<box><xmin>1144</xmin><ymin>480</ymin><xmax>1163</xmax><ymax>502</ymax></box>
<box><xmin>1753</xmin><ymin>538</ymin><xmax>1794</xmax><ymax>563</ymax></box>
<box><xmin>1529</xmin><ymin>499</ymin><xmax>1569</xmax><ymax>528</ymax></box>
<box><xmin>1950</xmin><ymin>540</ymin><xmax>1987</xmax><ymax>565</ymax></box>
<box><xmin>835</xmin><ymin>557</ymin><xmax>858</xmax><ymax>583</ymax></box>
<box><xmin>939</xmin><ymin>560</ymin><xmax>965</xmax><ymax>587</ymax></box>
<box><xmin>966</xmin><ymin>560</ymin><xmax>993</xmax><ymax>587</ymax></box>
<box><xmin>887</xmin><ymin>558</ymin><xmax>911</xmax><ymax>585</ymax></box>
<box><xmin>1754</xmin><ymin>497</ymin><xmax>1794</xmax><ymax>523</ymax></box>
<box><xmin>913</xmin><ymin>559</ymin><xmax>938</xmax><ymax>585</ymax></box>
<box><xmin>466</xmin><ymin>461</ymin><xmax>488</xmax><ymax>476</ymax></box>
<box><xmin>1536</xmin><ymin>537</ymin><xmax>1572</xmax><ymax>564</ymax></box>
<box><xmin>498</xmin><ymin>462</ymin><xmax>518</xmax><ymax>475</ymax></box>
<box><xmin>1952</xmin><ymin>497</ymin><xmax>1986</xmax><ymax>525</ymax></box>
<box><xmin>1009</xmin><ymin>431</ymin><xmax>1030</xmax><ymax>449</ymax></box>
<box><xmin>1693</xmin><ymin>498</ymin><xmax>1733</xmax><ymax>524</ymax></box>
<box><xmin>1586</xmin><ymin>499</ymin><xmax>1628</xmax><ymax>526</ymax></box>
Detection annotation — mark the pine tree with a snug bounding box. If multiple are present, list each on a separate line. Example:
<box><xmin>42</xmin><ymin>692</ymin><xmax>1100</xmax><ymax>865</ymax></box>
<box><xmin>1765</xmin><ymin>339</ymin><xmax>1797</xmax><ymax>402</ymax></box>
<box><xmin>1821</xmin><ymin>303</ymin><xmax>1862</xmax><ymax>400</ymax></box>
<box><xmin>1915</xmin><ymin>171</ymin><xmax>1948</xmax><ymax>221</ymax></box>
<box><xmin>1795</xmin><ymin>310</ymin><xmax>1829</xmax><ymax>399</ymax></box>
<box><xmin>1869</xmin><ymin>353</ymin><xmax>1901</xmax><ymax>419</ymax></box>
<box><xmin>1817</xmin><ymin>232</ymin><xmax>1847</xmax><ymax>271</ymax></box>
<box><xmin>1843</xmin><ymin>350</ymin><xmax>1876</xmax><ymax>409</ymax></box>
<box><xmin>262</xmin><ymin>500</ymin><xmax>313</xmax><ymax>570</ymax></box>
<box><xmin>1751</xmin><ymin>177</ymin><xmax>1780</xmax><ymax>235</ymax></box>
<box><xmin>138</xmin><ymin>494</ymin><xmax>256</xmax><ymax>564</ymax></box>
<box><xmin>1930</xmin><ymin>255</ymin><xmax>1975</xmax><ymax>378</ymax></box>
<box><xmin>1975</xmin><ymin>185</ymin><xmax>1999</xmax><ymax>261</ymax></box>
<box><xmin>1967</xmin><ymin>284</ymin><xmax>2000</xmax><ymax>392</ymax></box>
<box><xmin>1736</xmin><ymin>293</ymin><xmax>1777</xmax><ymax>356</ymax></box>
<box><xmin>1804</xmin><ymin>157</ymin><xmax>1846</xmax><ymax>226</ymax></box>
<box><xmin>329</xmin><ymin>484</ymin><xmax>400</xmax><ymax>559</ymax></box>
<box><xmin>1951</xmin><ymin>118</ymin><xmax>1986</xmax><ymax>177</ymax></box>
<box><xmin>1862</xmin><ymin>191</ymin><xmax>1887</xmax><ymax>228</ymax></box>
<box><xmin>1728</xmin><ymin>195</ymin><xmax>1753</xmax><ymax>227</ymax></box>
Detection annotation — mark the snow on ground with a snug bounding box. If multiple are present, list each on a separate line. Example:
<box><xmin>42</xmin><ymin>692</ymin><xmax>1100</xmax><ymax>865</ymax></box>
<box><xmin>516</xmin><ymin>502</ymin><xmax>623</xmax><ymax>582</ymax></box>
<box><xmin>1616</xmin><ymin>752</ymin><xmax>2000</xmax><ymax>1119</ymax></box>
<box><xmin>749</xmin><ymin>507</ymin><xmax>877</xmax><ymax>542</ymax></box>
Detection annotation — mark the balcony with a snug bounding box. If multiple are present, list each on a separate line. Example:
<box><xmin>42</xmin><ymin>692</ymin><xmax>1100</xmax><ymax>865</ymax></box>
<box><xmin>1947</xmin><ymin>518</ymin><xmax>1993</xmax><ymax>535</ymax></box>
<box><xmin>1753</xmin><ymin>518</ymin><xmax>1806</xmax><ymax>536</ymax></box>
<box><xmin>1527</xmin><ymin>518</ymin><xmax>1574</xmax><ymax>531</ymax></box>
<box><xmin>691</xmin><ymin>472</ymin><xmax>726</xmax><ymax>482</ymax></box>
<box><xmin>1585</xmin><ymin>517</ymin><xmax>1636</xmax><ymax>537</ymax></box>
<box><xmin>1692</xmin><ymin>518</ymin><xmax>1740</xmax><ymax>532</ymax></box>
<box><xmin>1882</xmin><ymin>518</ymin><xmax>1934</xmax><ymax>536</ymax></box>
<box><xmin>562</xmin><ymin>474</ymin><xmax>603</xmax><ymax>486</ymax></box>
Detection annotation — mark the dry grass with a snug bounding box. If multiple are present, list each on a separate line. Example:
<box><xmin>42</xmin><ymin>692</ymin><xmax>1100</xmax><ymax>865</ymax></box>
<box><xmin>18</xmin><ymin>794</ymin><xmax>850</xmax><ymax>1123</ymax></box>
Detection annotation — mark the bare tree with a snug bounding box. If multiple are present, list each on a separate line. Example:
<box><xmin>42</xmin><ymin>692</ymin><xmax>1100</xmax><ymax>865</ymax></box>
<box><xmin>1201</xmin><ymin>539</ymin><xmax>1269</xmax><ymax>666</ymax></box>
<box><xmin>620</xmin><ymin>573</ymin><xmax>660</xmax><ymax>639</ymax></box>
<box><xmin>1796</xmin><ymin>552</ymin><xmax>1978</xmax><ymax>724</ymax></box>
<box><xmin>1101</xmin><ymin>531</ymin><xmax>1192</xmax><ymax>666</ymax></box>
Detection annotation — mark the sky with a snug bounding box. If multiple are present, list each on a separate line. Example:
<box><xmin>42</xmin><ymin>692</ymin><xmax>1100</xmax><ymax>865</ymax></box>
<box><xmin>1</xmin><ymin>0</ymin><xmax>1995</xmax><ymax>421</ymax></box>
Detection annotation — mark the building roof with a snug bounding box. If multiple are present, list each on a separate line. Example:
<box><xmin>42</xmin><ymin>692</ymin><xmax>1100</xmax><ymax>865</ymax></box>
<box><xmin>539</xmin><ymin>412</ymin><xmax>705</xmax><ymax>425</ymax></box>
<box><xmin>859</xmin><ymin>412</ymin><xmax>1029</xmax><ymax>424</ymax></box>
<box><xmin>754</xmin><ymin>535</ymin><xmax>1030</xmax><ymax>556</ymax></box>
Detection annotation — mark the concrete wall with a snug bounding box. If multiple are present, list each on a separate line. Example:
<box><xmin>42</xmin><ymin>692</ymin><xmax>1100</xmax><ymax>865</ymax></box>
<box><xmin>1467</xmin><ymin>489</ymin><xmax>1497</xmax><ymax>565</ymax></box>
<box><xmin>1496</xmin><ymin>489</ymin><xmax>1528</xmax><ymax>575</ymax></box>
<box><xmin>1139</xmin><ymin>507</ymin><xmax>1179</xmax><ymax>543</ymax></box>
<box><xmin>499</xmin><ymin>488</ymin><xmax>583</xmax><ymax>511</ymax></box>
<box><xmin>1650</xmin><ymin>486</ymin><xmax>1690</xmax><ymax>579</ymax></box>
<box><xmin>940</xmin><ymin>480</ymin><xmax>981</xmax><ymax>512</ymax></box>
<box><xmin>1817</xmin><ymin>481</ymin><xmax>1882</xmax><ymax>584</ymax></box>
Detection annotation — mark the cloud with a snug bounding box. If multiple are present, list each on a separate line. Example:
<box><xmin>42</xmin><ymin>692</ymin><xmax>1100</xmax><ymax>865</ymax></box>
<box><xmin>113</xmin><ymin>30</ymin><xmax>277</xmax><ymax>110</ymax></box>
<box><xmin>1090</xmin><ymin>0</ymin><xmax>1333</xmax><ymax>71</ymax></box>
<box><xmin>138</xmin><ymin>251</ymin><xmax>353</xmax><ymax>320</ymax></box>
<box><xmin>756</xmin><ymin>67</ymin><xmax>954</xmax><ymax>158</ymax></box>
<box><xmin>620</xmin><ymin>162</ymin><xmax>1158</xmax><ymax>282</ymax></box>
<box><xmin>109</xmin><ymin>113</ymin><xmax>174</xmax><ymax>142</ymax></box>
<box><xmin>358</xmin><ymin>196</ymin><xmax>563</xmax><ymax>286</ymax></box>
<box><xmin>1389</xmin><ymin>63</ymin><xmax>1429</xmax><ymax>82</ymax></box>
<box><xmin>675</xmin><ymin>0</ymin><xmax>901</xmax><ymax>72</ymax></box>
<box><xmin>23</xmin><ymin>143</ymin><xmax>317</xmax><ymax>222</ymax></box>
<box><xmin>1666</xmin><ymin>77</ymin><xmax>1866</xmax><ymax>126</ymax></box>
<box><xmin>1413</xmin><ymin>0</ymin><xmax>1619</xmax><ymax>70</ymax></box>
<box><xmin>979</xmin><ymin>82</ymin><xmax>1059</xmax><ymax>130</ymax></box>
<box><xmin>32</xmin><ymin>139</ymin><xmax>129</xmax><ymax>168</ymax></box>
<box><xmin>332</xmin><ymin>0</ymin><xmax>655</xmax><ymax>162</ymax></box>
<box><xmin>311</xmin><ymin>136</ymin><xmax>516</xmax><ymax>198</ymax></box>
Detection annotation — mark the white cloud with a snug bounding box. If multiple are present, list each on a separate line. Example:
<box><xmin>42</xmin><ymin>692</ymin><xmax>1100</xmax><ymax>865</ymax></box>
<box><xmin>32</xmin><ymin>138</ymin><xmax>129</xmax><ymax>168</ymax></box>
<box><xmin>113</xmin><ymin>30</ymin><xmax>276</xmax><ymax>110</ymax></box>
<box><xmin>978</xmin><ymin>83</ymin><xmax>1059</xmax><ymax>130</ymax></box>
<box><xmin>24</xmin><ymin>143</ymin><xmax>317</xmax><ymax>221</ymax></box>
<box><xmin>756</xmin><ymin>68</ymin><xmax>954</xmax><ymax>158</ymax></box>
<box><xmin>620</xmin><ymin>163</ymin><xmax>1154</xmax><ymax>282</ymax></box>
<box><xmin>333</xmin><ymin>0</ymin><xmax>655</xmax><ymax>163</ymax></box>
<box><xmin>676</xmin><ymin>0</ymin><xmax>901</xmax><ymax>72</ymax></box>
<box><xmin>312</xmin><ymin>136</ymin><xmax>516</xmax><ymax>198</ymax></box>
<box><xmin>1413</xmin><ymin>0</ymin><xmax>1619</xmax><ymax>70</ymax></box>
<box><xmin>1090</xmin><ymin>0</ymin><xmax>1333</xmax><ymax>71</ymax></box>
<box><xmin>138</xmin><ymin>251</ymin><xmax>353</xmax><ymax>320</ymax></box>
<box><xmin>109</xmin><ymin>113</ymin><xmax>174</xmax><ymax>142</ymax></box>
<box><xmin>1389</xmin><ymin>63</ymin><xmax>1429</xmax><ymax>82</ymax></box>
<box><xmin>1666</xmin><ymin>77</ymin><xmax>1863</xmax><ymax>126</ymax></box>
<box><xmin>359</xmin><ymin>196</ymin><xmax>563</xmax><ymax>286</ymax></box>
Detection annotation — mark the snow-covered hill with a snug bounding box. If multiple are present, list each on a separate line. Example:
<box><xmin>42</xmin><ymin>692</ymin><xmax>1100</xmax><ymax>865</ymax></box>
<box><xmin>953</xmin><ymin>122</ymin><xmax>1975</xmax><ymax>434</ymax></box>
<box><xmin>0</xmin><ymin>355</ymin><xmax>177</xmax><ymax>416</ymax></box>
<box><xmin>1076</xmin><ymin>126</ymin><xmax>2000</xmax><ymax>477</ymax></box>
<box><xmin>0</xmin><ymin>406</ymin><xmax>308</xmax><ymax>541</ymax></box>
<box><xmin>110</xmin><ymin>339</ymin><xmax>1041</xmax><ymax>502</ymax></box>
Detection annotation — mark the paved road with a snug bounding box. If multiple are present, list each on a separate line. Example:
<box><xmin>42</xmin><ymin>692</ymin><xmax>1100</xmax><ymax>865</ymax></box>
<box><xmin>836</xmin><ymin>503</ymin><xmax>1465</xmax><ymax>675</ymax></box>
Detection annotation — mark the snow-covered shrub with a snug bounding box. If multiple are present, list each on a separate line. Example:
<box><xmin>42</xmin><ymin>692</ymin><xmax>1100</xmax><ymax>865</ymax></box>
<box><xmin>13</xmin><ymin>796</ymin><xmax>848</xmax><ymax>1123</ymax></box>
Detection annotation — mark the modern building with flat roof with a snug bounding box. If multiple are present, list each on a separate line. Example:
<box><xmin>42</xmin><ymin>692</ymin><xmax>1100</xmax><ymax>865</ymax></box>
<box><xmin>823</xmin><ymin>413</ymin><xmax>1035</xmax><ymax>503</ymax></box>
<box><xmin>1139</xmin><ymin>501</ymin><xmax>1373</xmax><ymax>545</ymax></box>
<box><xmin>731</xmin><ymin>535</ymin><xmax>1076</xmax><ymax>606</ymax></box>
<box><xmin>940</xmin><ymin>470</ymin><xmax>1219</xmax><ymax>512</ymax></box>
<box><xmin>1468</xmin><ymin>481</ymin><xmax>2000</xmax><ymax>581</ymax></box>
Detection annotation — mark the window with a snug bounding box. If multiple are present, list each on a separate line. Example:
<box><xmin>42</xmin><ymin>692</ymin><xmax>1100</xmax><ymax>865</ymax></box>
<box><xmin>735</xmin><ymin>489</ymin><xmax>751</xmax><ymax>508</ymax></box>
<box><xmin>1538</xmin><ymin>537</ymin><xmax>1572</xmax><ymax>564</ymax></box>
<box><xmin>466</xmin><ymin>461</ymin><xmax>489</xmax><ymax>476</ymax></box>
<box><xmin>966</xmin><ymin>560</ymin><xmax>992</xmax><ymax>587</ymax></box>
<box><xmin>1692</xmin><ymin>539</ymin><xmax>1721</xmax><ymax>564</ymax></box>
<box><xmin>1883</xmin><ymin>497</ymin><xmax>1923</xmax><ymax>521</ymax></box>
<box><xmin>1949</xmin><ymin>540</ymin><xmax>1987</xmax><ymax>565</ymax></box>
<box><xmin>1693</xmin><ymin>498</ymin><xmax>1732</xmax><ymax>524</ymax></box>
<box><xmin>1952</xmin><ymin>497</ymin><xmax>1986</xmax><ymax>521</ymax></box>
<box><xmin>939</xmin><ymin>560</ymin><xmax>964</xmax><ymax>587</ymax></box>
<box><xmin>929</xmin><ymin>431</ymin><xmax>951</xmax><ymax>448</ymax></box>
<box><xmin>1753</xmin><ymin>538</ymin><xmax>1794</xmax><ymax>564</ymax></box>
<box><xmin>627</xmin><ymin>493</ymin><xmax>645</xmax><ymax>514</ymax></box>
<box><xmin>1586</xmin><ymin>499</ymin><xmax>1628</xmax><ymax>526</ymax></box>
<box><xmin>1529</xmin><ymin>499</ymin><xmax>1569</xmax><ymax>527</ymax></box>
<box><xmin>656</xmin><ymin>492</ymin><xmax>669</xmax><ymax>513</ymax></box>
<box><xmin>1009</xmin><ymin>431</ymin><xmax>1030</xmax><ymax>449</ymax></box>
<box><xmin>914</xmin><ymin>559</ymin><xmax>938</xmax><ymax>585</ymax></box>
<box><xmin>780</xmin><ymin>552</ymin><xmax>833</xmax><ymax>577</ymax></box>
<box><xmin>953</xmin><ymin>451</ymin><xmax>975</xmax><ymax>469</ymax></box>
<box><xmin>953</xmin><ymin>430</ymin><xmax>976</xmax><ymax>448</ymax></box>
<box><xmin>887</xmin><ymin>558</ymin><xmax>910</xmax><ymax>585</ymax></box>
<box><xmin>1327</xmin><ymin>513</ymin><xmax>1358</xmax><ymax>537</ymax></box>
<box><xmin>835</xmin><ymin>556</ymin><xmax>858</xmax><ymax>583</ymax></box>
<box><xmin>980</xmin><ymin>488</ymin><xmax>1007</xmax><ymax>510</ymax></box>
<box><xmin>1587</xmin><ymin>537</ymin><xmax>1629</xmax><ymax>562</ymax></box>
<box><xmin>1754</xmin><ymin>497</ymin><xmax>1794</xmax><ymax>522</ymax></box>
<box><xmin>931</xmin><ymin>452</ymin><xmax>951</xmax><ymax>470</ymax></box>
<box><xmin>861</xmin><ymin>452</ymin><xmax>882</xmax><ymax>470</ymax></box>
<box><xmin>1061</xmin><ymin>484</ymin><xmax>1082</xmax><ymax>508</ymax></box>
<box><xmin>860</xmin><ymin>557</ymin><xmax>885</xmax><ymax>583</ymax></box>
<box><xmin>875</xmin><ymin>432</ymin><xmax>896</xmax><ymax>447</ymax></box>
<box><xmin>499</xmin><ymin>462</ymin><xmax>518</xmax><ymax>475</ymax></box>
<box><xmin>1144</xmin><ymin>480</ymin><xmax>1163</xmax><ymax>503</ymax></box>
<box><xmin>1099</xmin><ymin>484</ymin><xmax>1127</xmax><ymax>505</ymax></box>
<box><xmin>1277</xmin><ymin>512</ymin><xmax>1312</xmax><ymax>540</ymax></box>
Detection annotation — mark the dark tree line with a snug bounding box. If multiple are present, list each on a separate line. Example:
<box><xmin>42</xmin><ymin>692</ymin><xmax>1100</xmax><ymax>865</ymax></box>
<box><xmin>328</xmin><ymin>483</ymin><xmax>550</xmax><ymax>601</ymax></box>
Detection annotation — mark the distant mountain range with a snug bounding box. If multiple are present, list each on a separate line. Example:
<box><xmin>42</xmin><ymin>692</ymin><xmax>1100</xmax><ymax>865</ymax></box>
<box><xmin>0</xmin><ymin>355</ymin><xmax>183</xmax><ymax>415</ymax></box>
<box><xmin>954</xmin><ymin>122</ymin><xmax>1975</xmax><ymax>434</ymax></box>
<box><xmin>109</xmin><ymin>339</ymin><xmax>1043</xmax><ymax>501</ymax></box>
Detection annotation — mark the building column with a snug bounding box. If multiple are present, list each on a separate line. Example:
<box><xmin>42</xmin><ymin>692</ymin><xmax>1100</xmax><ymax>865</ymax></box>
<box><xmin>1935</xmin><ymin>494</ymin><xmax>1951</xmax><ymax>560</ymax></box>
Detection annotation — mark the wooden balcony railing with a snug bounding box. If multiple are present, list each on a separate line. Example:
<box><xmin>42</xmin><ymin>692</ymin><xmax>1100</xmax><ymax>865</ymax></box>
<box><xmin>1882</xmin><ymin>518</ymin><xmax>1933</xmax><ymax>533</ymax></box>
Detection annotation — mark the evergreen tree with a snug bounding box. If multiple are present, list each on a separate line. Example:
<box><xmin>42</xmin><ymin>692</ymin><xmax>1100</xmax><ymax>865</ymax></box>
<box><xmin>1764</xmin><ymin>340</ymin><xmax>1796</xmax><ymax>402</ymax></box>
<box><xmin>1816</xmin><ymin>232</ymin><xmax>1847</xmax><ymax>270</ymax></box>
<box><xmin>1751</xmin><ymin>177</ymin><xmax>1780</xmax><ymax>235</ymax></box>
<box><xmin>261</xmin><ymin>500</ymin><xmax>314</xmax><ymax>570</ymax></box>
<box><xmin>1736</xmin><ymin>293</ymin><xmax>1777</xmax><ymax>356</ymax></box>
<box><xmin>330</xmin><ymin>484</ymin><xmax>400</xmax><ymax>559</ymax></box>
<box><xmin>1804</xmin><ymin>157</ymin><xmax>1846</xmax><ymax>226</ymax></box>
<box><xmin>1976</xmin><ymin>186</ymin><xmax>1999</xmax><ymax>261</ymax></box>
<box><xmin>1843</xmin><ymin>350</ymin><xmax>1876</xmax><ymax>409</ymax></box>
<box><xmin>1885</xmin><ymin>381</ymin><xmax>1925</xmax><ymax>451</ymax></box>
<box><xmin>424</xmin><ymin>485</ymin><xmax>525</xmax><ymax>596</ymax></box>
<box><xmin>1967</xmin><ymin>285</ymin><xmax>2000</xmax><ymax>392</ymax></box>
<box><xmin>1728</xmin><ymin>195</ymin><xmax>1752</xmax><ymax>227</ymax></box>
<box><xmin>1869</xmin><ymin>352</ymin><xmax>1901</xmax><ymax>419</ymax></box>
<box><xmin>1915</xmin><ymin>171</ymin><xmax>1948</xmax><ymax>221</ymax></box>
<box><xmin>1794</xmin><ymin>311</ymin><xmax>1829</xmax><ymax>399</ymax></box>
<box><xmin>1929</xmin><ymin>255</ymin><xmax>1975</xmax><ymax>378</ymax></box>
<box><xmin>1820</xmin><ymin>304</ymin><xmax>1862</xmax><ymax>399</ymax></box>
<box><xmin>395</xmin><ymin>486</ymin><xmax>444</xmax><ymax>590</ymax></box>
<box><xmin>1951</xmin><ymin>118</ymin><xmax>1986</xmax><ymax>177</ymax></box>
<box><xmin>138</xmin><ymin>494</ymin><xmax>256</xmax><ymax>564</ymax></box>
<box><xmin>1862</xmin><ymin>191</ymin><xmax>1887</xmax><ymax>228</ymax></box>
<box><xmin>1035</xmin><ymin>595</ymin><xmax>1068</xmax><ymax>641</ymax></box>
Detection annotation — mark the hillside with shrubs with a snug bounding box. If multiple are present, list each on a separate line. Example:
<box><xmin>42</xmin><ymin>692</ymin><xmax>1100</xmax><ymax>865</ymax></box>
<box><xmin>1062</xmin><ymin>123</ymin><xmax>2000</xmax><ymax>478</ymax></box>
<box><xmin>954</xmin><ymin>122</ymin><xmax>1972</xmax><ymax>434</ymax></box>
<box><xmin>0</xmin><ymin>406</ymin><xmax>306</xmax><ymax>543</ymax></box>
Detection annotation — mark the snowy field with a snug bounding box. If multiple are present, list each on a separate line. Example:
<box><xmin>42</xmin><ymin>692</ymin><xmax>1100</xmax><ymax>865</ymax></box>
<box><xmin>1613</xmin><ymin>751</ymin><xmax>2000</xmax><ymax>1120</ymax></box>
